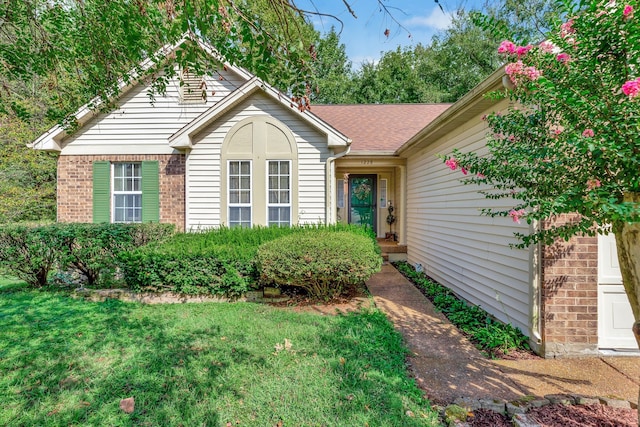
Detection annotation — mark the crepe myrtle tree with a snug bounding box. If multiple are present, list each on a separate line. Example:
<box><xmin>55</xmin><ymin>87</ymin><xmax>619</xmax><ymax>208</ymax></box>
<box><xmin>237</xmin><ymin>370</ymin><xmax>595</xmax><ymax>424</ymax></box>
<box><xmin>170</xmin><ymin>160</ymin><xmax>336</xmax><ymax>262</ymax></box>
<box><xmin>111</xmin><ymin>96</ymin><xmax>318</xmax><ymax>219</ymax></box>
<box><xmin>444</xmin><ymin>0</ymin><xmax>640</xmax><ymax>349</ymax></box>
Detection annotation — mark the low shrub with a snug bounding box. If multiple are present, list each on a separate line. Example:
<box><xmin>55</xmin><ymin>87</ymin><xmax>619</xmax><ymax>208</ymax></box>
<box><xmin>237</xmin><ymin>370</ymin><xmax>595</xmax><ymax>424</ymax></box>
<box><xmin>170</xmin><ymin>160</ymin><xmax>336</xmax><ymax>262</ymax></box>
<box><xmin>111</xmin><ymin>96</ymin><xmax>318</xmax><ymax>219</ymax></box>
<box><xmin>0</xmin><ymin>222</ymin><xmax>175</xmax><ymax>288</ymax></box>
<box><xmin>257</xmin><ymin>230</ymin><xmax>382</xmax><ymax>300</ymax></box>
<box><xmin>394</xmin><ymin>261</ymin><xmax>530</xmax><ymax>355</ymax></box>
<box><xmin>56</xmin><ymin>223</ymin><xmax>175</xmax><ymax>286</ymax></box>
<box><xmin>120</xmin><ymin>240</ymin><xmax>257</xmax><ymax>297</ymax></box>
<box><xmin>0</xmin><ymin>224</ymin><xmax>64</xmax><ymax>287</ymax></box>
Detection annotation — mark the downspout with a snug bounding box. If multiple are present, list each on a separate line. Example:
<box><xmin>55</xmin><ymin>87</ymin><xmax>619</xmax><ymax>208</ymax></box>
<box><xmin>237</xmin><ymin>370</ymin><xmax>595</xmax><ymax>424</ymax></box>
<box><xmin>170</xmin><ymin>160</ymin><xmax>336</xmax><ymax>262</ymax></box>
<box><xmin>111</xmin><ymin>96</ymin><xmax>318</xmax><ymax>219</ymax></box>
<box><xmin>326</xmin><ymin>145</ymin><xmax>351</xmax><ymax>224</ymax></box>
<box><xmin>530</xmin><ymin>220</ymin><xmax>543</xmax><ymax>353</ymax></box>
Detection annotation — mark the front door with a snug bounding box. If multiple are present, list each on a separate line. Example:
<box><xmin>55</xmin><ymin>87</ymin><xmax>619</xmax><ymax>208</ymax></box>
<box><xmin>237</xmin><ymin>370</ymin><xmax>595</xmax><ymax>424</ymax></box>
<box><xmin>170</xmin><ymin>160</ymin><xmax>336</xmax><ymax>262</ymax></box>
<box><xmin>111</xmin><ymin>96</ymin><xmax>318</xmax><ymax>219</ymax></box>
<box><xmin>348</xmin><ymin>175</ymin><xmax>376</xmax><ymax>231</ymax></box>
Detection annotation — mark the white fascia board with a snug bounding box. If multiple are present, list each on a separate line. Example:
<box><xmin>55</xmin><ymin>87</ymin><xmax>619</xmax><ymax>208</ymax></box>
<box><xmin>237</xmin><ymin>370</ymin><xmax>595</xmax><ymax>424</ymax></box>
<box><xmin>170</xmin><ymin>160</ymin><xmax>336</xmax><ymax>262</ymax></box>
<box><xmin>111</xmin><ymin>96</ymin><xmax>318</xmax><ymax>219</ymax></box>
<box><xmin>170</xmin><ymin>77</ymin><xmax>351</xmax><ymax>149</ymax></box>
<box><xmin>30</xmin><ymin>33</ymin><xmax>250</xmax><ymax>152</ymax></box>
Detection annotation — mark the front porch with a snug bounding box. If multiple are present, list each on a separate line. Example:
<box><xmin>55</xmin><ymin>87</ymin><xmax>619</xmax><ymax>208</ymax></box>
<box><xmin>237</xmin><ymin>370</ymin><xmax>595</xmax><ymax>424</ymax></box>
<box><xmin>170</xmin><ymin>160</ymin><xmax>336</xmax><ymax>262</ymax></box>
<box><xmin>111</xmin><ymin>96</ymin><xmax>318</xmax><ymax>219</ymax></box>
<box><xmin>377</xmin><ymin>238</ymin><xmax>407</xmax><ymax>262</ymax></box>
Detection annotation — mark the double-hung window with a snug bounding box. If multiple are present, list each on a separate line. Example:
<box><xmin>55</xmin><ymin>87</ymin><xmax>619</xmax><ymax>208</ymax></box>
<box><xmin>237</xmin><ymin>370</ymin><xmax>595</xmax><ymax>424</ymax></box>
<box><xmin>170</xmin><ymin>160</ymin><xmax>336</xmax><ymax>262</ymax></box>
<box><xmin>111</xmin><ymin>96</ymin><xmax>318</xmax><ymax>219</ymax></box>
<box><xmin>228</xmin><ymin>160</ymin><xmax>252</xmax><ymax>227</ymax></box>
<box><xmin>112</xmin><ymin>163</ymin><xmax>142</xmax><ymax>223</ymax></box>
<box><xmin>267</xmin><ymin>160</ymin><xmax>291</xmax><ymax>226</ymax></box>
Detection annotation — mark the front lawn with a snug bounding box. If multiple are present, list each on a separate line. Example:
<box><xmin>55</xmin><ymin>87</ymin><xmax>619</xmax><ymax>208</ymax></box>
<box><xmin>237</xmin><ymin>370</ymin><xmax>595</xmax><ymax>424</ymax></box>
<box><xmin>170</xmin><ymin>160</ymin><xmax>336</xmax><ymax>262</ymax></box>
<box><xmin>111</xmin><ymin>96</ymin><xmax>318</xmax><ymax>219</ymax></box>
<box><xmin>0</xmin><ymin>282</ymin><xmax>439</xmax><ymax>426</ymax></box>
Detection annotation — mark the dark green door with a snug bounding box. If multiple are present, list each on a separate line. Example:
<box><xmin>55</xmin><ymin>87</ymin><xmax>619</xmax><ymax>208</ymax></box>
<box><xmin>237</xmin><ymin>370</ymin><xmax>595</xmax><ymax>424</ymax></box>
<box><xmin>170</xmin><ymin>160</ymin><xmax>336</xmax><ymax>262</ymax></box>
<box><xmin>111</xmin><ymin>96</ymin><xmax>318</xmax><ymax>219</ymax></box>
<box><xmin>349</xmin><ymin>175</ymin><xmax>376</xmax><ymax>231</ymax></box>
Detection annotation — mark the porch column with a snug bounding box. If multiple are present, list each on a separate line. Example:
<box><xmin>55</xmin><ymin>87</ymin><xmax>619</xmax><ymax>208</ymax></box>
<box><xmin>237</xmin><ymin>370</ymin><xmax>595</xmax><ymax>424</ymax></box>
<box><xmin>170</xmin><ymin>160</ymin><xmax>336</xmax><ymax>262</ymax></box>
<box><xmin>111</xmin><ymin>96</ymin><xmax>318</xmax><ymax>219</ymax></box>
<box><xmin>397</xmin><ymin>165</ymin><xmax>407</xmax><ymax>245</ymax></box>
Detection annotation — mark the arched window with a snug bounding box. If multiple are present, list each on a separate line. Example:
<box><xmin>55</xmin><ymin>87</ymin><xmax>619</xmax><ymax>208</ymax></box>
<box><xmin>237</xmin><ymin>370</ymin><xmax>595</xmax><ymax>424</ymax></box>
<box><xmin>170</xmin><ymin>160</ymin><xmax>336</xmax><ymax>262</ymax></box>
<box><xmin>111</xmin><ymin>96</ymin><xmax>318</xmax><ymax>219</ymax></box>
<box><xmin>221</xmin><ymin>116</ymin><xmax>298</xmax><ymax>227</ymax></box>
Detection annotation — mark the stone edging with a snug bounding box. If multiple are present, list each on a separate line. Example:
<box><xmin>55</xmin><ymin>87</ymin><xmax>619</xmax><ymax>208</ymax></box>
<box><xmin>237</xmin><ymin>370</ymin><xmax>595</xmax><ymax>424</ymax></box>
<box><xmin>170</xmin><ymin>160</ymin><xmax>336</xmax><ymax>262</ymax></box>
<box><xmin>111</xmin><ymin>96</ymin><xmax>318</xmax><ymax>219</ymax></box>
<box><xmin>442</xmin><ymin>394</ymin><xmax>637</xmax><ymax>426</ymax></box>
<box><xmin>72</xmin><ymin>288</ymin><xmax>290</xmax><ymax>304</ymax></box>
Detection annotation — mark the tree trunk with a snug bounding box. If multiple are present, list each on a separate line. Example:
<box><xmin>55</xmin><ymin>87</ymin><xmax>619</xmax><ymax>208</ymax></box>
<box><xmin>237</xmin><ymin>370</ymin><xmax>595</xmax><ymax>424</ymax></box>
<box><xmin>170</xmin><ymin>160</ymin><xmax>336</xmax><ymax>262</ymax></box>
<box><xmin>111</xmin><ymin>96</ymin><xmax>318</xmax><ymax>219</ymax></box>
<box><xmin>612</xmin><ymin>192</ymin><xmax>640</xmax><ymax>426</ymax></box>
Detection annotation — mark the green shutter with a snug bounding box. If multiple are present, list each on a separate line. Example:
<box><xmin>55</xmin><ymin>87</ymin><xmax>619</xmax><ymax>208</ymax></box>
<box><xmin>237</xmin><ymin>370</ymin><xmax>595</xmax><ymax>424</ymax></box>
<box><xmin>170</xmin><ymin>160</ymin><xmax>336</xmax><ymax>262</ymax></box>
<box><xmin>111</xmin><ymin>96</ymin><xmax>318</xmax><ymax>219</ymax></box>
<box><xmin>141</xmin><ymin>160</ymin><xmax>160</xmax><ymax>223</ymax></box>
<box><xmin>93</xmin><ymin>161</ymin><xmax>111</xmax><ymax>223</ymax></box>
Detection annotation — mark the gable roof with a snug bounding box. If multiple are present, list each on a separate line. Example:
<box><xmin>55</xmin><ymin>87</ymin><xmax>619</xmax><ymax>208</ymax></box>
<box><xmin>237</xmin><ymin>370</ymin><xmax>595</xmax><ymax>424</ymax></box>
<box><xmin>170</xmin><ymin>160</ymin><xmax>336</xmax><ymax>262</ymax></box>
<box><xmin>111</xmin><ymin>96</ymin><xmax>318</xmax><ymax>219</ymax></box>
<box><xmin>311</xmin><ymin>104</ymin><xmax>452</xmax><ymax>154</ymax></box>
<box><xmin>169</xmin><ymin>77</ymin><xmax>351</xmax><ymax>149</ymax></box>
<box><xmin>30</xmin><ymin>33</ymin><xmax>254</xmax><ymax>152</ymax></box>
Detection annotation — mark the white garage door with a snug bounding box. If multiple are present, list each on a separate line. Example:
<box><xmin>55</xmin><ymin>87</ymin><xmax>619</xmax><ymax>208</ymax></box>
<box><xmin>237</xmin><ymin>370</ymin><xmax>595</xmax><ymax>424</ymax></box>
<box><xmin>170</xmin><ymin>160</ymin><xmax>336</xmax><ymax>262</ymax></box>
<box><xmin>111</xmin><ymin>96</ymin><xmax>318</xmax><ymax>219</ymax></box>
<box><xmin>598</xmin><ymin>233</ymin><xmax>638</xmax><ymax>350</ymax></box>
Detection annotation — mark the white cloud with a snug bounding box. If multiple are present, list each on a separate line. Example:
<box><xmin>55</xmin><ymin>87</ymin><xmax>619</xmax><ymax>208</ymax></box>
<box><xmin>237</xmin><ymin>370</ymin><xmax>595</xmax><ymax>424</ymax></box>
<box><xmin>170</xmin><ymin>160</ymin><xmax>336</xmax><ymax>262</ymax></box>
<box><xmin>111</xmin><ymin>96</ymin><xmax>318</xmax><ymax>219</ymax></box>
<box><xmin>404</xmin><ymin>8</ymin><xmax>453</xmax><ymax>30</ymax></box>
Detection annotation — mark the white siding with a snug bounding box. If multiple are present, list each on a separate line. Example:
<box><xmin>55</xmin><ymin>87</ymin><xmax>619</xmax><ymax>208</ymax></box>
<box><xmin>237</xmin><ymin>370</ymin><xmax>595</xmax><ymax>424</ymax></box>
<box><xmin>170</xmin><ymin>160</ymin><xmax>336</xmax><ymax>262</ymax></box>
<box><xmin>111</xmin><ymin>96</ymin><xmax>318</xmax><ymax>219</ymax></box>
<box><xmin>186</xmin><ymin>92</ymin><xmax>330</xmax><ymax>229</ymax></box>
<box><xmin>406</xmin><ymin>102</ymin><xmax>533</xmax><ymax>336</ymax></box>
<box><xmin>60</xmin><ymin>69</ymin><xmax>248</xmax><ymax>155</ymax></box>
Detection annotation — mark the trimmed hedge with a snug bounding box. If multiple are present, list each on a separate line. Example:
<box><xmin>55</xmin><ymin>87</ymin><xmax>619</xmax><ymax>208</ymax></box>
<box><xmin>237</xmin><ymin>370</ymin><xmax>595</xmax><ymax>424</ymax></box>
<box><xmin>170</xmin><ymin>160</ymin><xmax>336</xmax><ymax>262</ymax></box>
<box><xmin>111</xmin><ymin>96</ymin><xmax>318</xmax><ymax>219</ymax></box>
<box><xmin>257</xmin><ymin>230</ymin><xmax>382</xmax><ymax>300</ymax></box>
<box><xmin>0</xmin><ymin>223</ymin><xmax>175</xmax><ymax>287</ymax></box>
<box><xmin>120</xmin><ymin>224</ymin><xmax>379</xmax><ymax>298</ymax></box>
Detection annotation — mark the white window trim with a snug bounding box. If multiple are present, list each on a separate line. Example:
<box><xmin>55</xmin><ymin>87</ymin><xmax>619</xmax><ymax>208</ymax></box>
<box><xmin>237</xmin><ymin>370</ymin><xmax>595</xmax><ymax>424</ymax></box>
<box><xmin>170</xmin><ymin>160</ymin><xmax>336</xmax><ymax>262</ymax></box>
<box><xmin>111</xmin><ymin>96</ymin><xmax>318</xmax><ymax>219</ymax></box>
<box><xmin>337</xmin><ymin>179</ymin><xmax>345</xmax><ymax>209</ymax></box>
<box><xmin>111</xmin><ymin>162</ymin><xmax>142</xmax><ymax>223</ymax></box>
<box><xmin>228</xmin><ymin>160</ymin><xmax>253</xmax><ymax>227</ymax></box>
<box><xmin>379</xmin><ymin>178</ymin><xmax>388</xmax><ymax>209</ymax></box>
<box><xmin>266</xmin><ymin>160</ymin><xmax>292</xmax><ymax>226</ymax></box>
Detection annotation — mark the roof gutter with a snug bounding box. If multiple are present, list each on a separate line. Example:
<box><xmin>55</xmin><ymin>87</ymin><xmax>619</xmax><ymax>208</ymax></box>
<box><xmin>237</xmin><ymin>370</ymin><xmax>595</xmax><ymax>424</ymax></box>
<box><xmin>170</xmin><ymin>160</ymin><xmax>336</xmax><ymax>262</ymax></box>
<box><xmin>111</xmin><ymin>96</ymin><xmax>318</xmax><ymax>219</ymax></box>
<box><xmin>396</xmin><ymin>65</ymin><xmax>507</xmax><ymax>157</ymax></box>
<box><xmin>326</xmin><ymin>144</ymin><xmax>351</xmax><ymax>224</ymax></box>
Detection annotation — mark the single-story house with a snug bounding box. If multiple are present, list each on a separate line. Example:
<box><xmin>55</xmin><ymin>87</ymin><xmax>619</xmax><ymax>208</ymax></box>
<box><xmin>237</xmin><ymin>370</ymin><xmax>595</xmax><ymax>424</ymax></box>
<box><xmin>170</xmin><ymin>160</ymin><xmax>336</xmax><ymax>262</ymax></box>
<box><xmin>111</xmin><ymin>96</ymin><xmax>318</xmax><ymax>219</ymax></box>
<box><xmin>30</xmin><ymin>35</ymin><xmax>637</xmax><ymax>357</ymax></box>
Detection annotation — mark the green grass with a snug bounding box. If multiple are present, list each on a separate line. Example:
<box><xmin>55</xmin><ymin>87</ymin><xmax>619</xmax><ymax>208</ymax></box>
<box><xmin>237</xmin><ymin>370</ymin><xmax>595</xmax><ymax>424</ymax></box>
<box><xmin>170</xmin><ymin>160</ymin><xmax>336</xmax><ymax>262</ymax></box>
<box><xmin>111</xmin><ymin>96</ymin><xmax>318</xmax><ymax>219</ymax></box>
<box><xmin>0</xmin><ymin>283</ymin><xmax>439</xmax><ymax>426</ymax></box>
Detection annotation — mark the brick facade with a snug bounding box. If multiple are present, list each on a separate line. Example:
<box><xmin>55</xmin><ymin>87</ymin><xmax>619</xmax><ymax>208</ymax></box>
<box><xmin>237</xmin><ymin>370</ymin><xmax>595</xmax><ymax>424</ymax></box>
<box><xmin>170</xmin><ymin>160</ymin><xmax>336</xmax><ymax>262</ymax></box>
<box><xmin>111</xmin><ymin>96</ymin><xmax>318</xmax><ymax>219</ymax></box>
<box><xmin>57</xmin><ymin>154</ymin><xmax>186</xmax><ymax>231</ymax></box>
<box><xmin>541</xmin><ymin>215</ymin><xmax>599</xmax><ymax>357</ymax></box>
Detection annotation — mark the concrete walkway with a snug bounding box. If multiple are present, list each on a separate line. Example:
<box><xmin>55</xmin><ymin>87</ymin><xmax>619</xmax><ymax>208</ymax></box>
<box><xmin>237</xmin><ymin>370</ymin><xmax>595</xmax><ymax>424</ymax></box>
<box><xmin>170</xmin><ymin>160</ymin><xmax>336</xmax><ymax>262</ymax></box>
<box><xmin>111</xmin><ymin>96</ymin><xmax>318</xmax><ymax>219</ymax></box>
<box><xmin>366</xmin><ymin>263</ymin><xmax>640</xmax><ymax>405</ymax></box>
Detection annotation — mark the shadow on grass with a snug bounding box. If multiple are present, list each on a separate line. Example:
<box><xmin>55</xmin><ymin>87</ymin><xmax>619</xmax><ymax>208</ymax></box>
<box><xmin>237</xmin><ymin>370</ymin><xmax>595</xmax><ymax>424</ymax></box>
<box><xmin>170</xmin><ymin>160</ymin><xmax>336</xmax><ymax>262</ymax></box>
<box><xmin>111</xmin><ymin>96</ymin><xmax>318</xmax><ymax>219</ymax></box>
<box><xmin>318</xmin><ymin>309</ymin><xmax>440</xmax><ymax>425</ymax></box>
<box><xmin>0</xmin><ymin>293</ymin><xmax>267</xmax><ymax>426</ymax></box>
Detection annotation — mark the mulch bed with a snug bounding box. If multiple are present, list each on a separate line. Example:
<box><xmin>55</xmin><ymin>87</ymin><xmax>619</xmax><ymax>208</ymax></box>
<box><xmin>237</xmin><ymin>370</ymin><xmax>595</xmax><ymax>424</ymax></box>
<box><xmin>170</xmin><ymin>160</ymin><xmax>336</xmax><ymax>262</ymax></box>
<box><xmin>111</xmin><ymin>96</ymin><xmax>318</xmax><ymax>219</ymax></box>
<box><xmin>468</xmin><ymin>404</ymin><xmax>638</xmax><ymax>427</ymax></box>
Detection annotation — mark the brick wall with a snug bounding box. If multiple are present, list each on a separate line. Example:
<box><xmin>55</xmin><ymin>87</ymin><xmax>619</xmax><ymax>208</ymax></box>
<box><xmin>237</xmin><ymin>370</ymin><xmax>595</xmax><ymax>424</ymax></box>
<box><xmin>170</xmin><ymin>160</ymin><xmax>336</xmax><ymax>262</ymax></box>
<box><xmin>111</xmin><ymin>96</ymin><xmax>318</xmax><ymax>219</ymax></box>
<box><xmin>57</xmin><ymin>154</ymin><xmax>186</xmax><ymax>231</ymax></box>
<box><xmin>541</xmin><ymin>215</ymin><xmax>598</xmax><ymax>357</ymax></box>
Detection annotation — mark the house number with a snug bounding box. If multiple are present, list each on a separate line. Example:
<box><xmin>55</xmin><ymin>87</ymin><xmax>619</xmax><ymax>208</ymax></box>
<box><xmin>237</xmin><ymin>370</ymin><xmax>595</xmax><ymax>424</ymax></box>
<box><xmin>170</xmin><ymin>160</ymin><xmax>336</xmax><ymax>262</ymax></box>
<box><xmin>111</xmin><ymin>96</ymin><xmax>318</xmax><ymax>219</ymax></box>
<box><xmin>361</xmin><ymin>160</ymin><xmax>373</xmax><ymax>165</ymax></box>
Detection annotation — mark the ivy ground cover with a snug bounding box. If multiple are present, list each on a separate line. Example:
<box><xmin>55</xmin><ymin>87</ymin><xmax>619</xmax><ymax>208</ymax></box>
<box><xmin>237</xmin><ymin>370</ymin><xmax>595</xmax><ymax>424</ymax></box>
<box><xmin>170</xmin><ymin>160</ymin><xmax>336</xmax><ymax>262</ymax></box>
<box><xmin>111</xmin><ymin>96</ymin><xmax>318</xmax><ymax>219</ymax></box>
<box><xmin>0</xmin><ymin>281</ymin><xmax>439</xmax><ymax>426</ymax></box>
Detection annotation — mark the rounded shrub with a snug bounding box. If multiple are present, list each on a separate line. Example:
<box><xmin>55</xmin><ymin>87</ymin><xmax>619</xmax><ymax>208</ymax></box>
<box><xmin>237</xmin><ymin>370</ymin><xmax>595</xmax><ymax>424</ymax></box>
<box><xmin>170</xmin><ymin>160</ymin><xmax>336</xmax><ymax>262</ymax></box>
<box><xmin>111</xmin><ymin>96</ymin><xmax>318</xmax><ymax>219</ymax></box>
<box><xmin>257</xmin><ymin>230</ymin><xmax>382</xmax><ymax>300</ymax></box>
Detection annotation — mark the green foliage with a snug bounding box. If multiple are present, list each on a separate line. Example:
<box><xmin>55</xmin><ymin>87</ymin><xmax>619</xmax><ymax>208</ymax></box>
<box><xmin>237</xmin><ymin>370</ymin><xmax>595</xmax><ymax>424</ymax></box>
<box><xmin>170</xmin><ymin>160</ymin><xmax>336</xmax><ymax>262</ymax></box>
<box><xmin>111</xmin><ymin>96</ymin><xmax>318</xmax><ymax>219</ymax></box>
<box><xmin>258</xmin><ymin>230</ymin><xmax>382</xmax><ymax>300</ymax></box>
<box><xmin>448</xmin><ymin>0</ymin><xmax>640</xmax><ymax>247</ymax></box>
<box><xmin>55</xmin><ymin>223</ymin><xmax>175</xmax><ymax>286</ymax></box>
<box><xmin>0</xmin><ymin>116</ymin><xmax>57</xmax><ymax>223</ymax></box>
<box><xmin>0</xmin><ymin>224</ymin><xmax>63</xmax><ymax>287</ymax></box>
<box><xmin>121</xmin><ymin>224</ymin><xmax>377</xmax><ymax>298</ymax></box>
<box><xmin>0</xmin><ymin>293</ymin><xmax>439</xmax><ymax>426</ymax></box>
<box><xmin>0</xmin><ymin>223</ymin><xmax>174</xmax><ymax>288</ymax></box>
<box><xmin>394</xmin><ymin>261</ymin><xmax>529</xmax><ymax>354</ymax></box>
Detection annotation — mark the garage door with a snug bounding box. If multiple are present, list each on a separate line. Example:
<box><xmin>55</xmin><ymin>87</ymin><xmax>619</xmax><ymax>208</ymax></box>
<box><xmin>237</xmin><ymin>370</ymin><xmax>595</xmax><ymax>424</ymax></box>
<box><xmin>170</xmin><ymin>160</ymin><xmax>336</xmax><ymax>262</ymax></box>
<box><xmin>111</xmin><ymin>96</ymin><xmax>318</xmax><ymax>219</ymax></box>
<box><xmin>598</xmin><ymin>233</ymin><xmax>638</xmax><ymax>350</ymax></box>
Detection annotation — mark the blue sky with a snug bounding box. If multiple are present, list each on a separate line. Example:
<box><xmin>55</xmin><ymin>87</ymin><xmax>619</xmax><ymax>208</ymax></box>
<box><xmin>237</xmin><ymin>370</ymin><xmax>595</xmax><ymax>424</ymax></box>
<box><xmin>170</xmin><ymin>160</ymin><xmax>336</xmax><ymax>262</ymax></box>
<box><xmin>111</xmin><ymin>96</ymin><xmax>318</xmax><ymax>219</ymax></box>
<box><xmin>296</xmin><ymin>0</ymin><xmax>484</xmax><ymax>66</ymax></box>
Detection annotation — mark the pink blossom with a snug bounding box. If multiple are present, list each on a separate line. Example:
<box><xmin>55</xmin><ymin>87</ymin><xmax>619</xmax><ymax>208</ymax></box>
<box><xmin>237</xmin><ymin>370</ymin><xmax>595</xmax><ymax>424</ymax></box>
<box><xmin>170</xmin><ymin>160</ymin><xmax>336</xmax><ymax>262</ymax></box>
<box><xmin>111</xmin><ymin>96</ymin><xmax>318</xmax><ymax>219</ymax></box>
<box><xmin>498</xmin><ymin>40</ymin><xmax>516</xmax><ymax>54</ymax></box>
<box><xmin>582</xmin><ymin>129</ymin><xmax>595</xmax><ymax>137</ymax></box>
<box><xmin>561</xmin><ymin>19</ymin><xmax>575</xmax><ymax>37</ymax></box>
<box><xmin>477</xmin><ymin>173</ymin><xmax>486</xmax><ymax>178</ymax></box>
<box><xmin>445</xmin><ymin>158</ymin><xmax>458</xmax><ymax>170</ymax></box>
<box><xmin>525</xmin><ymin>66</ymin><xmax>542</xmax><ymax>80</ymax></box>
<box><xmin>586</xmin><ymin>179</ymin><xmax>602</xmax><ymax>190</ymax></box>
<box><xmin>508</xmin><ymin>135</ymin><xmax>516</xmax><ymax>142</ymax></box>
<box><xmin>556</xmin><ymin>53</ymin><xmax>571</xmax><ymax>62</ymax></box>
<box><xmin>539</xmin><ymin>41</ymin><xmax>556</xmax><ymax>53</ymax></box>
<box><xmin>461</xmin><ymin>167</ymin><xmax>468</xmax><ymax>175</ymax></box>
<box><xmin>508</xmin><ymin>209</ymin><xmax>526</xmax><ymax>224</ymax></box>
<box><xmin>621</xmin><ymin>78</ymin><xmax>640</xmax><ymax>97</ymax></box>
<box><xmin>515</xmin><ymin>44</ymin><xmax>533</xmax><ymax>57</ymax></box>
<box><xmin>623</xmin><ymin>5</ymin><xmax>634</xmax><ymax>17</ymax></box>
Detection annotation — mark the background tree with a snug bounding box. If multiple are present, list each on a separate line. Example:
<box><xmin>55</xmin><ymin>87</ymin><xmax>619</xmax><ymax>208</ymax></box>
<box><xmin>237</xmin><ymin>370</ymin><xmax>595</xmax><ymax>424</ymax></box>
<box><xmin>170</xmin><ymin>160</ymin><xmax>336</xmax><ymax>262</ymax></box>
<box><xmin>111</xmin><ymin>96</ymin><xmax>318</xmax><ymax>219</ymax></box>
<box><xmin>309</xmin><ymin>28</ymin><xmax>355</xmax><ymax>104</ymax></box>
<box><xmin>446</xmin><ymin>0</ymin><xmax>640</xmax><ymax>354</ymax></box>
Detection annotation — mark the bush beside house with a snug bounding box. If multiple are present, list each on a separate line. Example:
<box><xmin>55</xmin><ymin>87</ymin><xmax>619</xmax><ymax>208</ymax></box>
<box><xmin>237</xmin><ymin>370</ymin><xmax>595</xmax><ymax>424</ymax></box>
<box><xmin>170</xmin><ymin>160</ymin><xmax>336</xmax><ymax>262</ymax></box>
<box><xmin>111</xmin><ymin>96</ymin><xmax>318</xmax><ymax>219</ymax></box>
<box><xmin>0</xmin><ymin>223</ymin><xmax>380</xmax><ymax>299</ymax></box>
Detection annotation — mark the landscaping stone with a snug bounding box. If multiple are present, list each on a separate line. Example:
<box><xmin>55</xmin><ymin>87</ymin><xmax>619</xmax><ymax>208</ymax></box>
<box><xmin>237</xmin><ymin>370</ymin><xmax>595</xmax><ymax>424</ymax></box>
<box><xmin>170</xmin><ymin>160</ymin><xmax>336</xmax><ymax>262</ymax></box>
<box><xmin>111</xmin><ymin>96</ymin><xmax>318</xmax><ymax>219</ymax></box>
<box><xmin>453</xmin><ymin>397</ymin><xmax>481</xmax><ymax>411</ymax></box>
<box><xmin>444</xmin><ymin>404</ymin><xmax>471</xmax><ymax>424</ymax></box>
<box><xmin>512</xmin><ymin>413</ymin><xmax>541</xmax><ymax>427</ymax></box>
<box><xmin>527</xmin><ymin>398</ymin><xmax>550</xmax><ymax>408</ymax></box>
<box><xmin>598</xmin><ymin>396</ymin><xmax>632</xmax><ymax>408</ymax></box>
<box><xmin>506</xmin><ymin>400</ymin><xmax>529</xmax><ymax>416</ymax></box>
<box><xmin>479</xmin><ymin>398</ymin><xmax>506</xmax><ymax>413</ymax></box>
<box><xmin>263</xmin><ymin>287</ymin><xmax>281</xmax><ymax>298</ymax></box>
<box><xmin>572</xmin><ymin>395</ymin><xmax>600</xmax><ymax>405</ymax></box>
<box><xmin>543</xmin><ymin>394</ymin><xmax>574</xmax><ymax>405</ymax></box>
